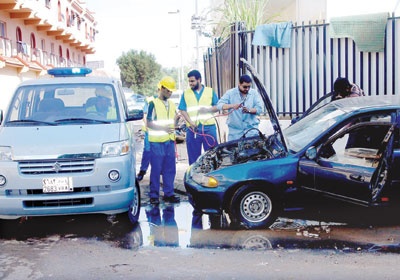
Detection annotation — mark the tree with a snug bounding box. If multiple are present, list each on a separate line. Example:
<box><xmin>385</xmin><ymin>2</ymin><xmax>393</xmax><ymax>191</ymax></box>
<box><xmin>116</xmin><ymin>50</ymin><xmax>162</xmax><ymax>96</ymax></box>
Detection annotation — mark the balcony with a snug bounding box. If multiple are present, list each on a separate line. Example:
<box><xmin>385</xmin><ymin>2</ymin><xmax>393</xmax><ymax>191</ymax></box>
<box><xmin>0</xmin><ymin>0</ymin><xmax>96</xmax><ymax>55</ymax></box>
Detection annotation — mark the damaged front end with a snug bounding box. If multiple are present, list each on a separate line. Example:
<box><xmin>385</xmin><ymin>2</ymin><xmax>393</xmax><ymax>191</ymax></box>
<box><xmin>191</xmin><ymin>133</ymin><xmax>287</xmax><ymax>175</ymax></box>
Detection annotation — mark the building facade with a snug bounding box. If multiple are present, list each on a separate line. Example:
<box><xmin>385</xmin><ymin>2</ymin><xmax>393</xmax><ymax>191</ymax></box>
<box><xmin>0</xmin><ymin>0</ymin><xmax>97</xmax><ymax>110</ymax></box>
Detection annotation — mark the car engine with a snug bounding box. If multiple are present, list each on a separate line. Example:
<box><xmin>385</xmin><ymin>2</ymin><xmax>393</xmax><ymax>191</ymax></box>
<box><xmin>192</xmin><ymin>134</ymin><xmax>286</xmax><ymax>174</ymax></box>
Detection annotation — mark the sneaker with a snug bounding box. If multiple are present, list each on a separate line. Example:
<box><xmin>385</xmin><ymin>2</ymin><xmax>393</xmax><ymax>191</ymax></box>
<box><xmin>150</xmin><ymin>198</ymin><xmax>159</xmax><ymax>205</ymax></box>
<box><xmin>136</xmin><ymin>170</ymin><xmax>146</xmax><ymax>181</ymax></box>
<box><xmin>163</xmin><ymin>195</ymin><xmax>180</xmax><ymax>203</ymax></box>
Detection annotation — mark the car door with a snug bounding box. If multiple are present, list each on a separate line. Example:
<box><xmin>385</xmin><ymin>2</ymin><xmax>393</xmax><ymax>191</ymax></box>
<box><xmin>298</xmin><ymin>112</ymin><xmax>396</xmax><ymax>205</ymax></box>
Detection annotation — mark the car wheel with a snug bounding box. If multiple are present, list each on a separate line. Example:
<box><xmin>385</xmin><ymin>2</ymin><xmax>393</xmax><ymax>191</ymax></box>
<box><xmin>230</xmin><ymin>186</ymin><xmax>277</xmax><ymax>229</ymax></box>
<box><xmin>128</xmin><ymin>181</ymin><xmax>141</xmax><ymax>224</ymax></box>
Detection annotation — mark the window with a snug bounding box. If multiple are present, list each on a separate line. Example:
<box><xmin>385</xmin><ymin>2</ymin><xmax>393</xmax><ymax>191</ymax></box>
<box><xmin>16</xmin><ymin>27</ymin><xmax>27</xmax><ymax>55</ymax></box>
<box><xmin>0</xmin><ymin>21</ymin><xmax>6</xmax><ymax>38</ymax></box>
<box><xmin>30</xmin><ymin>33</ymin><xmax>36</xmax><ymax>49</ymax></box>
<box><xmin>57</xmin><ymin>1</ymin><xmax>63</xmax><ymax>22</ymax></box>
<box><xmin>319</xmin><ymin>113</ymin><xmax>392</xmax><ymax>167</ymax></box>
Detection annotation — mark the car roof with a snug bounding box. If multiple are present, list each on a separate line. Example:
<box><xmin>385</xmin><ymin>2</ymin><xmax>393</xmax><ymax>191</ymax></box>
<box><xmin>17</xmin><ymin>76</ymin><xmax>118</xmax><ymax>86</ymax></box>
<box><xmin>328</xmin><ymin>95</ymin><xmax>400</xmax><ymax>113</ymax></box>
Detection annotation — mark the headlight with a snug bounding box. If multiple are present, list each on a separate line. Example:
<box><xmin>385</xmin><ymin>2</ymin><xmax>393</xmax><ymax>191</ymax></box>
<box><xmin>0</xmin><ymin>146</ymin><xmax>12</xmax><ymax>161</ymax></box>
<box><xmin>102</xmin><ymin>140</ymin><xmax>130</xmax><ymax>157</ymax></box>
<box><xmin>191</xmin><ymin>173</ymin><xmax>219</xmax><ymax>188</ymax></box>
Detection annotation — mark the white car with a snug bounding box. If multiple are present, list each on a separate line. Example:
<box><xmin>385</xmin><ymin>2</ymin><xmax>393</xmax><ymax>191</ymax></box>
<box><xmin>170</xmin><ymin>90</ymin><xmax>183</xmax><ymax>107</ymax></box>
<box><xmin>0</xmin><ymin>67</ymin><xmax>143</xmax><ymax>223</ymax></box>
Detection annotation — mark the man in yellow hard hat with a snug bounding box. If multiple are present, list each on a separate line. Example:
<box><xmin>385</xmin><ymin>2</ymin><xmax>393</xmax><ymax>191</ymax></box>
<box><xmin>146</xmin><ymin>76</ymin><xmax>180</xmax><ymax>204</ymax></box>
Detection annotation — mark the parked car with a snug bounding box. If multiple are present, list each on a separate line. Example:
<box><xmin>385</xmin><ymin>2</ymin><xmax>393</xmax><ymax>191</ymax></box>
<box><xmin>0</xmin><ymin>67</ymin><xmax>143</xmax><ymax>223</ymax></box>
<box><xmin>170</xmin><ymin>90</ymin><xmax>183</xmax><ymax>108</ymax></box>
<box><xmin>126</xmin><ymin>93</ymin><xmax>146</xmax><ymax>111</ymax></box>
<box><xmin>184</xmin><ymin>59</ymin><xmax>400</xmax><ymax>229</ymax></box>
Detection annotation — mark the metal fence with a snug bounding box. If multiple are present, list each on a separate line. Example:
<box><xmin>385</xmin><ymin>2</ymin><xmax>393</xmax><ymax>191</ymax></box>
<box><xmin>203</xmin><ymin>16</ymin><xmax>400</xmax><ymax>118</ymax></box>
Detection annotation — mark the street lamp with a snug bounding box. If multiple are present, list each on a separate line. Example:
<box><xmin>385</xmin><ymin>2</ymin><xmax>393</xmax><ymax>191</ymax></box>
<box><xmin>168</xmin><ymin>9</ymin><xmax>184</xmax><ymax>91</ymax></box>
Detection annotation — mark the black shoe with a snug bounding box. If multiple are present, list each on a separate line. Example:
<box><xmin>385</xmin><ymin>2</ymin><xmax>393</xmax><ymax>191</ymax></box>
<box><xmin>150</xmin><ymin>198</ymin><xmax>159</xmax><ymax>205</ymax></box>
<box><xmin>163</xmin><ymin>195</ymin><xmax>180</xmax><ymax>203</ymax></box>
<box><xmin>136</xmin><ymin>170</ymin><xmax>146</xmax><ymax>181</ymax></box>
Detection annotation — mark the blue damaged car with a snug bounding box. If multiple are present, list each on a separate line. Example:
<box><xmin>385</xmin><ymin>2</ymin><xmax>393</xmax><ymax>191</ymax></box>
<box><xmin>184</xmin><ymin>60</ymin><xmax>400</xmax><ymax>229</ymax></box>
<box><xmin>0</xmin><ymin>67</ymin><xmax>143</xmax><ymax>223</ymax></box>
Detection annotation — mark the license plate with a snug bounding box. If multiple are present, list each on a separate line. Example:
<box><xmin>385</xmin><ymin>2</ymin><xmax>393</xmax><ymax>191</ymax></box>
<box><xmin>42</xmin><ymin>177</ymin><xmax>73</xmax><ymax>193</ymax></box>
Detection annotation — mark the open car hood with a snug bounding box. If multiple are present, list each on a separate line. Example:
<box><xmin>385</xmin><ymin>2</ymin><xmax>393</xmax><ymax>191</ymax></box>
<box><xmin>189</xmin><ymin>60</ymin><xmax>288</xmax><ymax>174</ymax></box>
<box><xmin>241</xmin><ymin>58</ymin><xmax>288</xmax><ymax>153</ymax></box>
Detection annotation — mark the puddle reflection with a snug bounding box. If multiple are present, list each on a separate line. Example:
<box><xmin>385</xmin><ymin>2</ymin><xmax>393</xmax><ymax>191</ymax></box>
<box><xmin>1</xmin><ymin>202</ymin><xmax>400</xmax><ymax>253</ymax></box>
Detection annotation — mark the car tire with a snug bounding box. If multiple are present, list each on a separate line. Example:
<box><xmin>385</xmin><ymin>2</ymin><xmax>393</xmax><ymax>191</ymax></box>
<box><xmin>128</xmin><ymin>181</ymin><xmax>141</xmax><ymax>224</ymax></box>
<box><xmin>230</xmin><ymin>186</ymin><xmax>277</xmax><ymax>229</ymax></box>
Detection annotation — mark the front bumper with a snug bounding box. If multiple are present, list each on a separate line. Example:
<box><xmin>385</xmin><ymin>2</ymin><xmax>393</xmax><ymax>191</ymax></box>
<box><xmin>184</xmin><ymin>171</ymin><xmax>226</xmax><ymax>215</ymax></box>
<box><xmin>0</xmin><ymin>186</ymin><xmax>134</xmax><ymax>219</ymax></box>
<box><xmin>0</xmin><ymin>155</ymin><xmax>136</xmax><ymax>219</ymax></box>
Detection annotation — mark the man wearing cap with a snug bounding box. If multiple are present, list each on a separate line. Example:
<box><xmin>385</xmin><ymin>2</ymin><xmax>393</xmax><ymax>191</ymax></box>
<box><xmin>178</xmin><ymin>70</ymin><xmax>219</xmax><ymax>165</ymax></box>
<box><xmin>146</xmin><ymin>76</ymin><xmax>180</xmax><ymax>205</ymax></box>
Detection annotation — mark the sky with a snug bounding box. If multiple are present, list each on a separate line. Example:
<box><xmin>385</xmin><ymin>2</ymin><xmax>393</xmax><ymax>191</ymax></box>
<box><xmin>85</xmin><ymin>0</ymin><xmax>400</xmax><ymax>73</ymax></box>
<box><xmin>85</xmin><ymin>0</ymin><xmax>212</xmax><ymax>72</ymax></box>
<box><xmin>327</xmin><ymin>0</ymin><xmax>399</xmax><ymax>18</ymax></box>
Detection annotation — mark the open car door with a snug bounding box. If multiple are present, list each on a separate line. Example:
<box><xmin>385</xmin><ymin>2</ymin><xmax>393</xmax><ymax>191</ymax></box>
<box><xmin>298</xmin><ymin>112</ymin><xmax>397</xmax><ymax>206</ymax></box>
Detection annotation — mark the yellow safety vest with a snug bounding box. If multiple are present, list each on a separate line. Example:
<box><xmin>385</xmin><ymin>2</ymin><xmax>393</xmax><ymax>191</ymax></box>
<box><xmin>148</xmin><ymin>98</ymin><xmax>176</xmax><ymax>142</ymax></box>
<box><xmin>86</xmin><ymin>105</ymin><xmax>117</xmax><ymax>120</ymax></box>
<box><xmin>183</xmin><ymin>87</ymin><xmax>215</xmax><ymax>126</ymax></box>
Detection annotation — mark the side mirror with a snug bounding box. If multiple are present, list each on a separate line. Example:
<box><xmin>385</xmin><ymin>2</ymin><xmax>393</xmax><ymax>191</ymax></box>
<box><xmin>305</xmin><ymin>146</ymin><xmax>317</xmax><ymax>160</ymax></box>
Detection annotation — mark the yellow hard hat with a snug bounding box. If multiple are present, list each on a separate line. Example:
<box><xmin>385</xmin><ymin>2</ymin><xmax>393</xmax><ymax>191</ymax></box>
<box><xmin>159</xmin><ymin>76</ymin><xmax>177</xmax><ymax>92</ymax></box>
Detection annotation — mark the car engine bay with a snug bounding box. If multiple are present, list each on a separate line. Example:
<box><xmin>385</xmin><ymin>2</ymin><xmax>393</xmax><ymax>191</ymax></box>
<box><xmin>192</xmin><ymin>133</ymin><xmax>287</xmax><ymax>174</ymax></box>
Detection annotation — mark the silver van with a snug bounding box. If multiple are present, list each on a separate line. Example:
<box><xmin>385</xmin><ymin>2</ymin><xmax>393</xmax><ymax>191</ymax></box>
<box><xmin>0</xmin><ymin>67</ymin><xmax>143</xmax><ymax>223</ymax></box>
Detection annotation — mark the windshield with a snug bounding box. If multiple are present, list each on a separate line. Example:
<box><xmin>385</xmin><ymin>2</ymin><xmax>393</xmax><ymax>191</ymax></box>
<box><xmin>283</xmin><ymin>104</ymin><xmax>346</xmax><ymax>153</ymax></box>
<box><xmin>5</xmin><ymin>83</ymin><xmax>120</xmax><ymax>125</ymax></box>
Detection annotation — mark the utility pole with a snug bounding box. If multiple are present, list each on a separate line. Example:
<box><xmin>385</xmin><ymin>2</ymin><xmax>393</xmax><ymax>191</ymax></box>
<box><xmin>168</xmin><ymin>9</ymin><xmax>184</xmax><ymax>90</ymax></box>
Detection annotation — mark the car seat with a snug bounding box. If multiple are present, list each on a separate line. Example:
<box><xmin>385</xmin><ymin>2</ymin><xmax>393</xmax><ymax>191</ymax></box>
<box><xmin>39</xmin><ymin>98</ymin><xmax>65</xmax><ymax>112</ymax></box>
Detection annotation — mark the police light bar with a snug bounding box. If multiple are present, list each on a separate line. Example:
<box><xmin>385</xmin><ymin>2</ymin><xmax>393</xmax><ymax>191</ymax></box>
<box><xmin>47</xmin><ymin>67</ymin><xmax>92</xmax><ymax>77</ymax></box>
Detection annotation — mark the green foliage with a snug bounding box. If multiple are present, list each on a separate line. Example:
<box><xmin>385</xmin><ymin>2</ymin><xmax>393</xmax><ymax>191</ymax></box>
<box><xmin>116</xmin><ymin>50</ymin><xmax>162</xmax><ymax>96</ymax></box>
<box><xmin>212</xmin><ymin>0</ymin><xmax>277</xmax><ymax>39</ymax></box>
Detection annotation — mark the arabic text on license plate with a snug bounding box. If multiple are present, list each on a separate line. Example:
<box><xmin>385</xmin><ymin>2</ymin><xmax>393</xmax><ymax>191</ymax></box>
<box><xmin>42</xmin><ymin>177</ymin><xmax>73</xmax><ymax>193</ymax></box>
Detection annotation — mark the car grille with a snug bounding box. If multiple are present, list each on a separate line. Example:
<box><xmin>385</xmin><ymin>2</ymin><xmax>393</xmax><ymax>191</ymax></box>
<box><xmin>6</xmin><ymin>186</ymin><xmax>111</xmax><ymax>196</ymax></box>
<box><xmin>23</xmin><ymin>197</ymin><xmax>93</xmax><ymax>208</ymax></box>
<box><xmin>18</xmin><ymin>159</ymin><xmax>95</xmax><ymax>175</ymax></box>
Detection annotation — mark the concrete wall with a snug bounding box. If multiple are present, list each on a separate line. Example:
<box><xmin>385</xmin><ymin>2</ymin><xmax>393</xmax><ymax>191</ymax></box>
<box><xmin>0</xmin><ymin>68</ymin><xmax>38</xmax><ymax>112</ymax></box>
